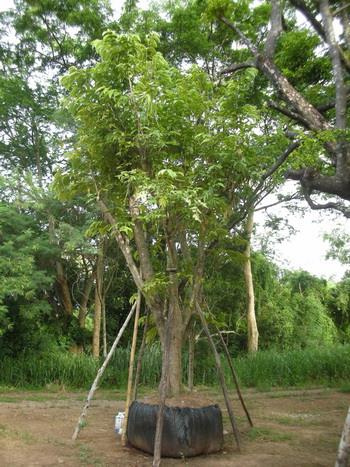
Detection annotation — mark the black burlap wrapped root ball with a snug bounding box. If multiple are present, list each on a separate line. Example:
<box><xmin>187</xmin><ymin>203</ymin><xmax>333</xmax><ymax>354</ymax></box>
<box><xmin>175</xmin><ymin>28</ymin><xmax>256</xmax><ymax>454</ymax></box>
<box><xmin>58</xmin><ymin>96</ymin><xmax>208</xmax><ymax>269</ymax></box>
<box><xmin>126</xmin><ymin>401</ymin><xmax>224</xmax><ymax>458</ymax></box>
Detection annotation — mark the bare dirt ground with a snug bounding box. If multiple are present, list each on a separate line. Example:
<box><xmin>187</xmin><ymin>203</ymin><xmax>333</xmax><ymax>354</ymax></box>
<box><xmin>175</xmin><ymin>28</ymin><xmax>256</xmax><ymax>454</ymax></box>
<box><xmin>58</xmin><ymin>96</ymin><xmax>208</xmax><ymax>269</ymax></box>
<box><xmin>0</xmin><ymin>386</ymin><xmax>348</xmax><ymax>466</ymax></box>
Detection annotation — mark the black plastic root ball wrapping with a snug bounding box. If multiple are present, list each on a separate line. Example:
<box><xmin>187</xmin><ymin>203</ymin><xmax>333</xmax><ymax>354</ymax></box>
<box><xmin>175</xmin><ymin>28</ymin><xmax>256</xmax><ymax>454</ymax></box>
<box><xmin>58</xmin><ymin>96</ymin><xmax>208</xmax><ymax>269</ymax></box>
<box><xmin>126</xmin><ymin>400</ymin><xmax>224</xmax><ymax>458</ymax></box>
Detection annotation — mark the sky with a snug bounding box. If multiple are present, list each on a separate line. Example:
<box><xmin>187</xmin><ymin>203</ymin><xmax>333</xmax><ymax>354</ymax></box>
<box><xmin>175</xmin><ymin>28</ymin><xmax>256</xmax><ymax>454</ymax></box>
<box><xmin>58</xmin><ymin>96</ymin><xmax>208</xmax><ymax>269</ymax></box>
<box><xmin>0</xmin><ymin>0</ymin><xmax>349</xmax><ymax>281</ymax></box>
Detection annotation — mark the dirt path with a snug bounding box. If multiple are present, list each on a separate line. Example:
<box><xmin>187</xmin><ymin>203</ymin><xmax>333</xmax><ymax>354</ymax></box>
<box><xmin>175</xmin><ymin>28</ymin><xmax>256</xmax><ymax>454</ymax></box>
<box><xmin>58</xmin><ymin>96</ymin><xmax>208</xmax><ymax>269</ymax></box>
<box><xmin>0</xmin><ymin>387</ymin><xmax>348</xmax><ymax>466</ymax></box>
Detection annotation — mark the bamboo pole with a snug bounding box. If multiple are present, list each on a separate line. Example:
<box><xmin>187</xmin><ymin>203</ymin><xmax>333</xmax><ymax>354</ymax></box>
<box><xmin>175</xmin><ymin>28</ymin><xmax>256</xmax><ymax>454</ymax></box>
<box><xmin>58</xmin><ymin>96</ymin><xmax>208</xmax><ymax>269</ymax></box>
<box><xmin>215</xmin><ymin>325</ymin><xmax>253</xmax><ymax>427</ymax></box>
<box><xmin>132</xmin><ymin>307</ymin><xmax>150</xmax><ymax>401</ymax></box>
<box><xmin>195</xmin><ymin>302</ymin><xmax>241</xmax><ymax>451</ymax></box>
<box><xmin>72</xmin><ymin>301</ymin><xmax>137</xmax><ymax>441</ymax></box>
<box><xmin>121</xmin><ymin>293</ymin><xmax>141</xmax><ymax>446</ymax></box>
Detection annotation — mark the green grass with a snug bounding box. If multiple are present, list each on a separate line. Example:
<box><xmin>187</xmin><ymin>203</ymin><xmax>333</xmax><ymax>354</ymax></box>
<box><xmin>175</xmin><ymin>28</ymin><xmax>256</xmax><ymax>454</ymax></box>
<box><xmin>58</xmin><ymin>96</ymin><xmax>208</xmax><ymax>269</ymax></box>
<box><xmin>232</xmin><ymin>345</ymin><xmax>350</xmax><ymax>389</ymax></box>
<box><xmin>0</xmin><ymin>423</ymin><xmax>35</xmax><ymax>443</ymax></box>
<box><xmin>78</xmin><ymin>443</ymin><xmax>105</xmax><ymax>466</ymax></box>
<box><xmin>0</xmin><ymin>344</ymin><xmax>349</xmax><ymax>391</ymax></box>
<box><xmin>338</xmin><ymin>383</ymin><xmax>350</xmax><ymax>393</ymax></box>
<box><xmin>247</xmin><ymin>426</ymin><xmax>294</xmax><ymax>442</ymax></box>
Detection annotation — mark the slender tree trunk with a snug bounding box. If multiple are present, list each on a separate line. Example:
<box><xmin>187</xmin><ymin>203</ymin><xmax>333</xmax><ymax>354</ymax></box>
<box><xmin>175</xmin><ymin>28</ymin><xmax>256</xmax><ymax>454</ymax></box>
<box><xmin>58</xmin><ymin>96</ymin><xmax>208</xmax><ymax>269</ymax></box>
<box><xmin>79</xmin><ymin>274</ymin><xmax>93</xmax><ymax>328</ymax></box>
<box><xmin>48</xmin><ymin>215</ymin><xmax>73</xmax><ymax>317</ymax></box>
<box><xmin>56</xmin><ymin>261</ymin><xmax>74</xmax><ymax>317</ymax></box>
<box><xmin>243</xmin><ymin>210</ymin><xmax>259</xmax><ymax>352</ymax></box>
<box><xmin>102</xmin><ymin>301</ymin><xmax>107</xmax><ymax>358</ymax></box>
<box><xmin>92</xmin><ymin>242</ymin><xmax>105</xmax><ymax>358</ymax></box>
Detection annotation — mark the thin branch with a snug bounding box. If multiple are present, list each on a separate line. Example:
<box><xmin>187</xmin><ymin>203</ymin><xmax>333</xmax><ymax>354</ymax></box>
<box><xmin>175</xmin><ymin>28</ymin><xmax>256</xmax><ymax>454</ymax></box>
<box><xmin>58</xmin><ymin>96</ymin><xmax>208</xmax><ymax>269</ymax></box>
<box><xmin>219</xmin><ymin>60</ymin><xmax>256</xmax><ymax>75</ymax></box>
<box><xmin>290</xmin><ymin>0</ymin><xmax>350</xmax><ymax>72</ymax></box>
<box><xmin>289</xmin><ymin>0</ymin><xmax>326</xmax><ymax>41</ymax></box>
<box><xmin>219</xmin><ymin>16</ymin><xmax>258</xmax><ymax>54</ymax></box>
<box><xmin>316</xmin><ymin>90</ymin><xmax>350</xmax><ymax>114</ymax></box>
<box><xmin>129</xmin><ymin>195</ymin><xmax>154</xmax><ymax>281</ymax></box>
<box><xmin>255</xmin><ymin>192</ymin><xmax>299</xmax><ymax>211</ymax></box>
<box><xmin>333</xmin><ymin>3</ymin><xmax>350</xmax><ymax>16</ymax></box>
<box><xmin>303</xmin><ymin>188</ymin><xmax>350</xmax><ymax>218</ymax></box>
<box><xmin>97</xmin><ymin>199</ymin><xmax>144</xmax><ymax>291</ymax></box>
<box><xmin>261</xmin><ymin>140</ymin><xmax>300</xmax><ymax>181</ymax></box>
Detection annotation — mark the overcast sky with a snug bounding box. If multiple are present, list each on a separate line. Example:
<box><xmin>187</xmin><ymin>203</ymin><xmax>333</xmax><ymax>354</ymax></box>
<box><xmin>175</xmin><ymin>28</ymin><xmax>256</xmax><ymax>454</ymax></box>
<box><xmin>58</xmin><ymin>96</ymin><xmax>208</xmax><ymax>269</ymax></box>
<box><xmin>1</xmin><ymin>0</ymin><xmax>349</xmax><ymax>281</ymax></box>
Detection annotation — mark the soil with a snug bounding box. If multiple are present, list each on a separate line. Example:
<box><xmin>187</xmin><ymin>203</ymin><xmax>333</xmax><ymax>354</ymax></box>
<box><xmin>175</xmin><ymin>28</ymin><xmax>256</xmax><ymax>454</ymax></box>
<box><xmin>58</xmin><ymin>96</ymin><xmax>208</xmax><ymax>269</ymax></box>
<box><xmin>0</xmin><ymin>386</ymin><xmax>348</xmax><ymax>466</ymax></box>
<box><xmin>141</xmin><ymin>393</ymin><xmax>216</xmax><ymax>407</ymax></box>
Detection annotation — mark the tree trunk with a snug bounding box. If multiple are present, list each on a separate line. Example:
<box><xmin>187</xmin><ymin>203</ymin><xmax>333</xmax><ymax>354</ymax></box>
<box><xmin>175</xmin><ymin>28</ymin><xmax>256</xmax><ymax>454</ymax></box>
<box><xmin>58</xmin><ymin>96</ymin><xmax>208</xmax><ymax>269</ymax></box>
<box><xmin>48</xmin><ymin>215</ymin><xmax>73</xmax><ymax>317</ymax></box>
<box><xmin>79</xmin><ymin>274</ymin><xmax>93</xmax><ymax>328</ymax></box>
<box><xmin>102</xmin><ymin>300</ymin><xmax>107</xmax><ymax>358</ymax></box>
<box><xmin>92</xmin><ymin>242</ymin><xmax>105</xmax><ymax>358</ymax></box>
<box><xmin>243</xmin><ymin>210</ymin><xmax>259</xmax><ymax>353</ymax></box>
<box><xmin>159</xmin><ymin>296</ymin><xmax>183</xmax><ymax>397</ymax></box>
<box><xmin>56</xmin><ymin>261</ymin><xmax>74</xmax><ymax>317</ymax></box>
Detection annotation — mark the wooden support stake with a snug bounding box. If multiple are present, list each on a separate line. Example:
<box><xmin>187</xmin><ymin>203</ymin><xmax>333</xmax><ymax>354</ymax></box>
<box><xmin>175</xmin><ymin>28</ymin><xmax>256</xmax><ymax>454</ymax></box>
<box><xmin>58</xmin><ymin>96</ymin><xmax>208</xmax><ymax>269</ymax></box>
<box><xmin>132</xmin><ymin>307</ymin><xmax>150</xmax><ymax>401</ymax></box>
<box><xmin>335</xmin><ymin>407</ymin><xmax>350</xmax><ymax>467</ymax></box>
<box><xmin>72</xmin><ymin>301</ymin><xmax>137</xmax><ymax>441</ymax></box>
<box><xmin>196</xmin><ymin>302</ymin><xmax>241</xmax><ymax>451</ymax></box>
<box><xmin>153</xmin><ymin>304</ymin><xmax>172</xmax><ymax>467</ymax></box>
<box><xmin>215</xmin><ymin>325</ymin><xmax>253</xmax><ymax>427</ymax></box>
<box><xmin>121</xmin><ymin>293</ymin><xmax>141</xmax><ymax>446</ymax></box>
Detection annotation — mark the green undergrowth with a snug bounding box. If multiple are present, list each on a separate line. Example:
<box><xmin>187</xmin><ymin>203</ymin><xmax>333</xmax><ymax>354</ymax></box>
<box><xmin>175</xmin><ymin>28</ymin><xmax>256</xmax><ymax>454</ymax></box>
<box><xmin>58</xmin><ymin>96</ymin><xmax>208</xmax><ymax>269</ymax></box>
<box><xmin>0</xmin><ymin>344</ymin><xmax>349</xmax><ymax>390</ymax></box>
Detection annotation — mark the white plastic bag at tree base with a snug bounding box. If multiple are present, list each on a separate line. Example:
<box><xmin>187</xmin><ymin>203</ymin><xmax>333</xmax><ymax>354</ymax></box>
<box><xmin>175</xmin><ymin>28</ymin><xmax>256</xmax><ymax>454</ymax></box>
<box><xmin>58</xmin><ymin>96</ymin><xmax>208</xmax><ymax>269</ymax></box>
<box><xmin>115</xmin><ymin>412</ymin><xmax>125</xmax><ymax>434</ymax></box>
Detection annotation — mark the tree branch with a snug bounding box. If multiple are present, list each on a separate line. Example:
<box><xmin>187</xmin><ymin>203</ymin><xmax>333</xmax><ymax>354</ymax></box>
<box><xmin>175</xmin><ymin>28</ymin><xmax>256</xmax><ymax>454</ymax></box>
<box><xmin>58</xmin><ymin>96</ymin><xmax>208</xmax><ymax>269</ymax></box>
<box><xmin>219</xmin><ymin>60</ymin><xmax>256</xmax><ymax>75</ymax></box>
<box><xmin>264</xmin><ymin>0</ymin><xmax>283</xmax><ymax>59</ymax></box>
<box><xmin>129</xmin><ymin>195</ymin><xmax>154</xmax><ymax>282</ymax></box>
<box><xmin>289</xmin><ymin>0</ymin><xmax>350</xmax><ymax>72</ymax></box>
<box><xmin>286</xmin><ymin>168</ymin><xmax>350</xmax><ymax>201</ymax></box>
<box><xmin>302</xmin><ymin>188</ymin><xmax>350</xmax><ymax>218</ymax></box>
<box><xmin>262</xmin><ymin>140</ymin><xmax>300</xmax><ymax>181</ymax></box>
<box><xmin>320</xmin><ymin>0</ymin><xmax>347</xmax><ymax>132</ymax></box>
<box><xmin>254</xmin><ymin>192</ymin><xmax>299</xmax><ymax>211</ymax></box>
<box><xmin>219</xmin><ymin>16</ymin><xmax>258</xmax><ymax>54</ymax></box>
<box><xmin>97</xmin><ymin>199</ymin><xmax>144</xmax><ymax>291</ymax></box>
<box><xmin>268</xmin><ymin>101</ymin><xmax>310</xmax><ymax>127</ymax></box>
<box><xmin>289</xmin><ymin>0</ymin><xmax>326</xmax><ymax>41</ymax></box>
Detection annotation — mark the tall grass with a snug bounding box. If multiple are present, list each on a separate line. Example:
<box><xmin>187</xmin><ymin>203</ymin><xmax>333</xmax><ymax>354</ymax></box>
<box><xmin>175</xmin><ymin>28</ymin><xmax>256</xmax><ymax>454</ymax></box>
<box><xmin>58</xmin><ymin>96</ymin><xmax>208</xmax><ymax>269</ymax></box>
<box><xmin>233</xmin><ymin>345</ymin><xmax>350</xmax><ymax>389</ymax></box>
<box><xmin>0</xmin><ymin>344</ymin><xmax>349</xmax><ymax>390</ymax></box>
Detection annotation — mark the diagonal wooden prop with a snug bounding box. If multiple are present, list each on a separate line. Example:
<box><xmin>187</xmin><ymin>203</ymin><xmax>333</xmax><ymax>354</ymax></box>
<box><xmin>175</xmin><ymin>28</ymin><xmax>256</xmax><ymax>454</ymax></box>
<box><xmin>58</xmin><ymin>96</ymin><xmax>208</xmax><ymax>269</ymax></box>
<box><xmin>72</xmin><ymin>300</ymin><xmax>137</xmax><ymax>441</ymax></box>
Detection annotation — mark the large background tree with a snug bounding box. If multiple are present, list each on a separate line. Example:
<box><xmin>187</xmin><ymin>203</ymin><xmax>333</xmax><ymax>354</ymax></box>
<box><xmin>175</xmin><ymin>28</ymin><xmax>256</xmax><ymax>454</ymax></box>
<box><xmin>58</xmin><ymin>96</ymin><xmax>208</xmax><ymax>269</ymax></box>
<box><xmin>208</xmin><ymin>0</ymin><xmax>349</xmax><ymax>216</ymax></box>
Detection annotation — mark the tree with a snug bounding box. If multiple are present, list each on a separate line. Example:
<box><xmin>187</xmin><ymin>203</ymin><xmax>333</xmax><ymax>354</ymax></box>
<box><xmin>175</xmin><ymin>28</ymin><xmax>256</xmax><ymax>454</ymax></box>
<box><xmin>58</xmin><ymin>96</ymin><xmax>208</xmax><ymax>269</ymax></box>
<box><xmin>0</xmin><ymin>0</ymin><xmax>127</xmax><ymax>352</ymax></box>
<box><xmin>243</xmin><ymin>209</ymin><xmax>259</xmax><ymax>351</ymax></box>
<box><xmin>0</xmin><ymin>202</ymin><xmax>54</xmax><ymax>356</ymax></box>
<box><xmin>209</xmin><ymin>0</ymin><xmax>350</xmax><ymax>217</ymax></box>
<box><xmin>58</xmin><ymin>30</ymin><xmax>274</xmax><ymax>395</ymax></box>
